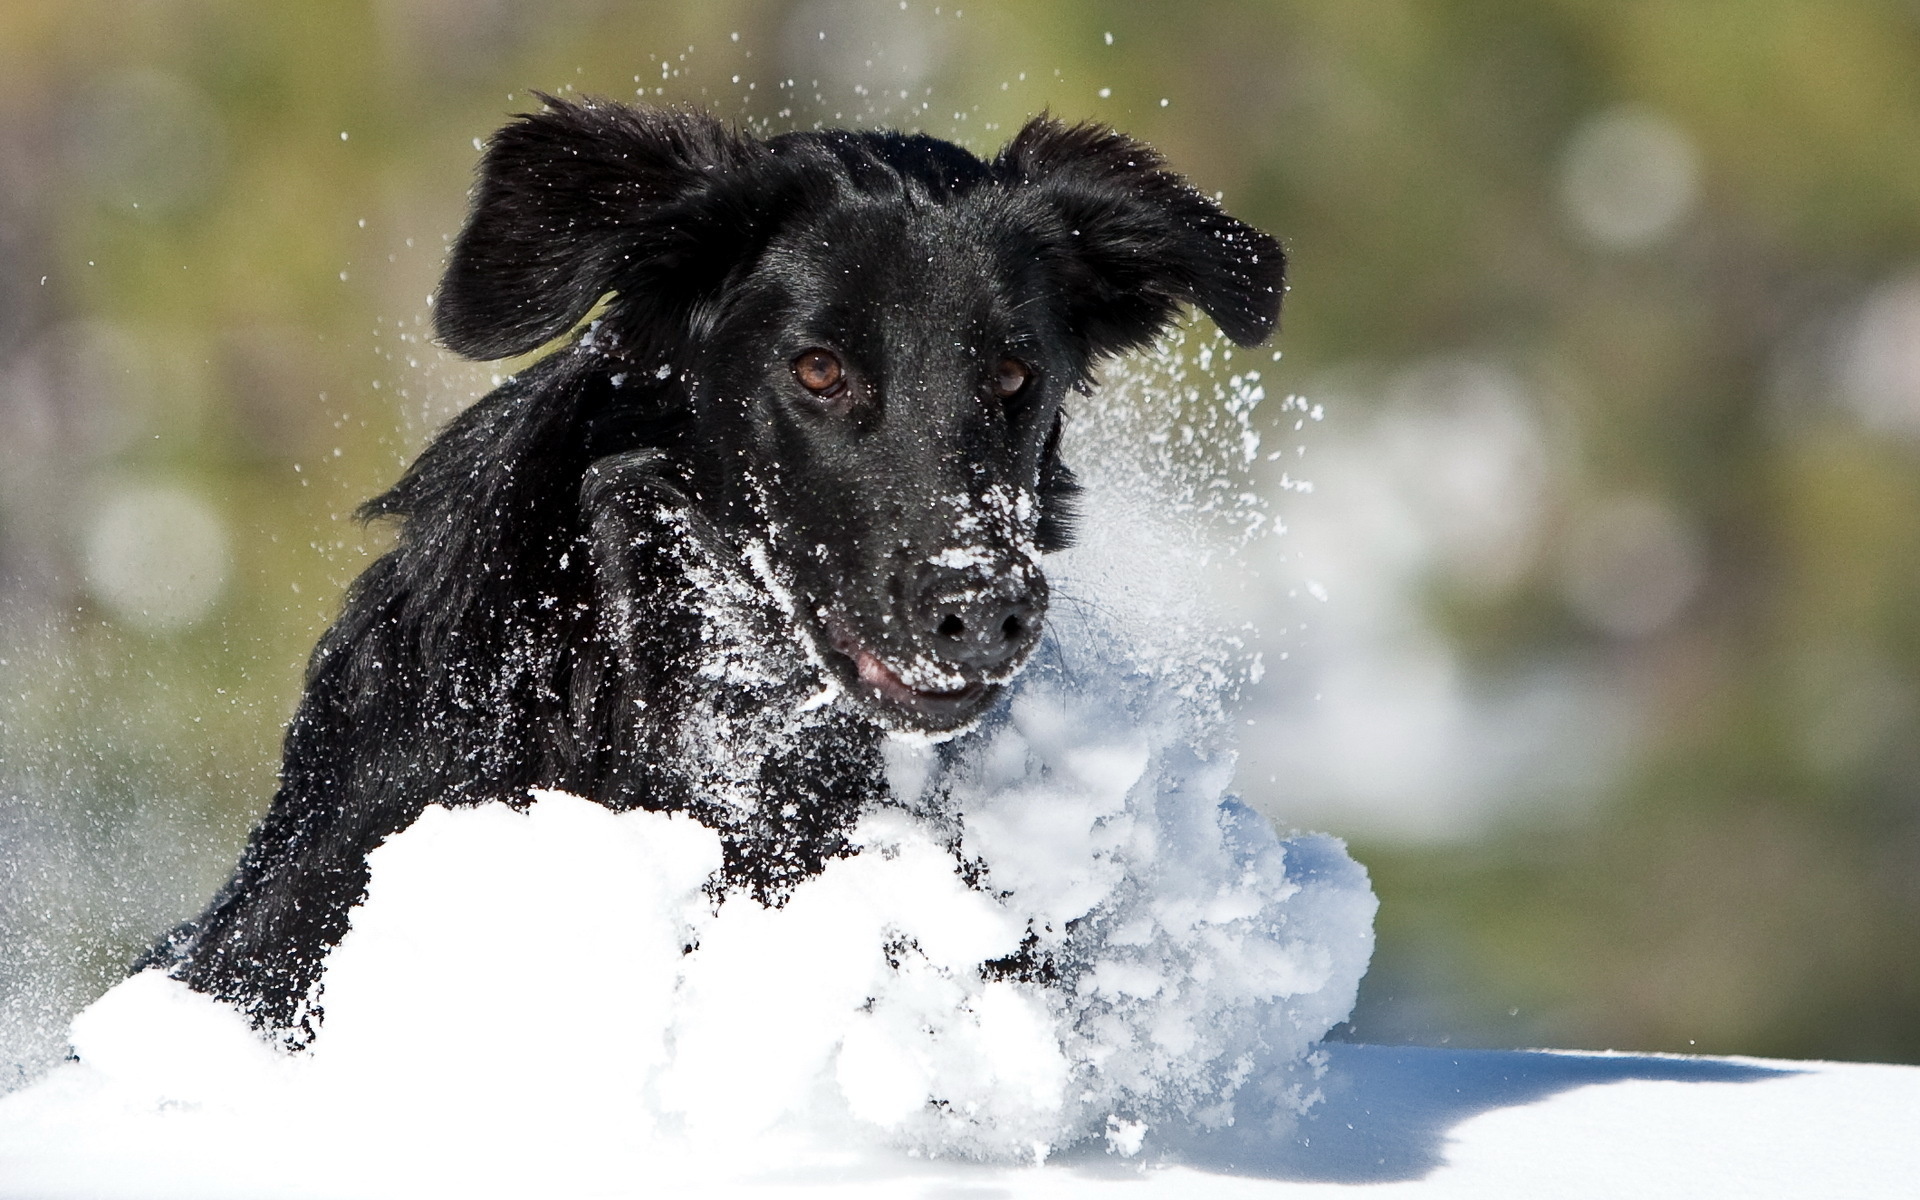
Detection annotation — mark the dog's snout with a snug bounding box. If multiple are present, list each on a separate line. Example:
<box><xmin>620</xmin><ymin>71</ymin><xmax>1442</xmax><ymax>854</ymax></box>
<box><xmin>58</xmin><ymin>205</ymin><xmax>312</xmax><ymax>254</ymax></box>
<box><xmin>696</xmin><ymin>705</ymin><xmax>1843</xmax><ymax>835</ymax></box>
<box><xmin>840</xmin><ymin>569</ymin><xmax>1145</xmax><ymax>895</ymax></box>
<box><xmin>915</xmin><ymin>565</ymin><xmax>1046</xmax><ymax>672</ymax></box>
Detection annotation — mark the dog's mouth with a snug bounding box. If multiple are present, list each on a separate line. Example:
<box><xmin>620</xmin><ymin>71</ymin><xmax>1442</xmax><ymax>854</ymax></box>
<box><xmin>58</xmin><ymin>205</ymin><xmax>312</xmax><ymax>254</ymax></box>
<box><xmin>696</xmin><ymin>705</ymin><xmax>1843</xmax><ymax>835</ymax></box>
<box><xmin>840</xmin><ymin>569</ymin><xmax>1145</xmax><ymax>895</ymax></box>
<box><xmin>822</xmin><ymin>618</ymin><xmax>993</xmax><ymax>730</ymax></box>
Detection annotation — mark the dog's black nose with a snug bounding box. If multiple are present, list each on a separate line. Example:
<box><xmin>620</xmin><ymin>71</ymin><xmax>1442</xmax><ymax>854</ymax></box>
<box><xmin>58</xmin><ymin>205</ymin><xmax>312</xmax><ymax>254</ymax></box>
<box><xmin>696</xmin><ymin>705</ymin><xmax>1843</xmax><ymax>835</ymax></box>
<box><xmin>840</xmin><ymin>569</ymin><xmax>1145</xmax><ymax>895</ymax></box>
<box><xmin>916</xmin><ymin>565</ymin><xmax>1046</xmax><ymax>673</ymax></box>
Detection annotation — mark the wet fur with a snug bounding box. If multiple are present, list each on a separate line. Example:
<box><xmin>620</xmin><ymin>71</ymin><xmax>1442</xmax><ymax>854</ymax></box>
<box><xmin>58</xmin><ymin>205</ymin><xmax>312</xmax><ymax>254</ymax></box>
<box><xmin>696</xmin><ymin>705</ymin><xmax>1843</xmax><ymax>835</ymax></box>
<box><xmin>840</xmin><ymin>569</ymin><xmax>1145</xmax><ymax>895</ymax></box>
<box><xmin>144</xmin><ymin>98</ymin><xmax>1284</xmax><ymax>1045</ymax></box>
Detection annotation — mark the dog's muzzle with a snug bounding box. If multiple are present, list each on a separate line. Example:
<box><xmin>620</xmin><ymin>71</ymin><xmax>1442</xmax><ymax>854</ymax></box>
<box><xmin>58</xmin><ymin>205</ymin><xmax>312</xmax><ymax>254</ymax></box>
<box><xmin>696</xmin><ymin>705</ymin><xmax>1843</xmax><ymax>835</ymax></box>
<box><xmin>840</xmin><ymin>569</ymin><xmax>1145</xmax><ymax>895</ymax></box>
<box><xmin>912</xmin><ymin>561</ymin><xmax>1046</xmax><ymax>677</ymax></box>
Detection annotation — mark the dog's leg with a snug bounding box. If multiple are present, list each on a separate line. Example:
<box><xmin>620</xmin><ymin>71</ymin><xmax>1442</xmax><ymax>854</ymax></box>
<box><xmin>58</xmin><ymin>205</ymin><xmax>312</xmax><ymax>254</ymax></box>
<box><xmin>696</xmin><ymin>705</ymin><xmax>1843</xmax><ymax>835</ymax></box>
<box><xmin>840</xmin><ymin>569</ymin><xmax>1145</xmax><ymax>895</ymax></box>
<box><xmin>143</xmin><ymin>591</ymin><xmax>438</xmax><ymax>1044</ymax></box>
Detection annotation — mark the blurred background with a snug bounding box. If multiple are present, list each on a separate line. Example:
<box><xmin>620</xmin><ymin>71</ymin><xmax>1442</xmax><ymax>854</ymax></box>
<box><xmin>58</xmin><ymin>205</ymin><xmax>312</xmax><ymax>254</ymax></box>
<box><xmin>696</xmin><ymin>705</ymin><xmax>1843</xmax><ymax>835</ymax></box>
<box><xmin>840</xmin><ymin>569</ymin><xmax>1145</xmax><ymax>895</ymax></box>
<box><xmin>3</xmin><ymin>0</ymin><xmax>1919</xmax><ymax>1085</ymax></box>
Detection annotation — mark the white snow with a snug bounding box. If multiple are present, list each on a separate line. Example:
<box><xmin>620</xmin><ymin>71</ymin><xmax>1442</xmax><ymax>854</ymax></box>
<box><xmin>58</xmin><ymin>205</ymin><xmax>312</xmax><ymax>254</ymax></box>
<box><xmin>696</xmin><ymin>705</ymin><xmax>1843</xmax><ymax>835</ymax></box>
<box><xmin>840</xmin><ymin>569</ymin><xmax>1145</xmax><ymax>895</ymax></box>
<box><xmin>4</xmin><ymin>1030</ymin><xmax>1915</xmax><ymax>1198</ymax></box>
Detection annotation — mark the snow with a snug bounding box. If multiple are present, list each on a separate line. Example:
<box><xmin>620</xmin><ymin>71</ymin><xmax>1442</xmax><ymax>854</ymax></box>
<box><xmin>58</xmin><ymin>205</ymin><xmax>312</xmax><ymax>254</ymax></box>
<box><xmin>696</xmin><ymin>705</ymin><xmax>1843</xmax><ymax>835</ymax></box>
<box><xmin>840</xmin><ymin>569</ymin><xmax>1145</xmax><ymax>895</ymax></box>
<box><xmin>4</xmin><ymin>1037</ymin><xmax>1915</xmax><ymax>1198</ymax></box>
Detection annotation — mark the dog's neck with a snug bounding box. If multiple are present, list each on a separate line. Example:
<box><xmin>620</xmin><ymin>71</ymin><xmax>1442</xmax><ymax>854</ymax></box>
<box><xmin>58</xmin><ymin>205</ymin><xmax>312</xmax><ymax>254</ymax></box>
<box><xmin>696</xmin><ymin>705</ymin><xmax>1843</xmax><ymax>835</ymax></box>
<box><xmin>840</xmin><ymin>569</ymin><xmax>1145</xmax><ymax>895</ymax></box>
<box><xmin>580</xmin><ymin>449</ymin><xmax>887</xmax><ymax>904</ymax></box>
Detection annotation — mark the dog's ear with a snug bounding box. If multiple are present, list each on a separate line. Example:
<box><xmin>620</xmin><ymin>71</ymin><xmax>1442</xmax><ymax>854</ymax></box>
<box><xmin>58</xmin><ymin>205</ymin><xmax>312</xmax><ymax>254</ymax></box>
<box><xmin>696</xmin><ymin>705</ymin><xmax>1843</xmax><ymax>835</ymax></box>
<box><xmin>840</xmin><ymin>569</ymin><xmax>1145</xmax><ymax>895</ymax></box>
<box><xmin>434</xmin><ymin>97</ymin><xmax>769</xmax><ymax>362</ymax></box>
<box><xmin>997</xmin><ymin>116</ymin><xmax>1285</xmax><ymax>355</ymax></box>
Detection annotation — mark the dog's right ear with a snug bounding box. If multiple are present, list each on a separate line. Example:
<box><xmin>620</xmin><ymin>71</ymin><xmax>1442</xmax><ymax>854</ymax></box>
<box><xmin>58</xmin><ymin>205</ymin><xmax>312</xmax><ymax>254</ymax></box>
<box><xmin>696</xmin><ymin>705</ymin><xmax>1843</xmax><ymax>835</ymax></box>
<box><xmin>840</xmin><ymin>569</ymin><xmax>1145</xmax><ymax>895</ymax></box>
<box><xmin>434</xmin><ymin>97</ymin><xmax>767</xmax><ymax>362</ymax></box>
<box><xmin>996</xmin><ymin>115</ymin><xmax>1285</xmax><ymax>358</ymax></box>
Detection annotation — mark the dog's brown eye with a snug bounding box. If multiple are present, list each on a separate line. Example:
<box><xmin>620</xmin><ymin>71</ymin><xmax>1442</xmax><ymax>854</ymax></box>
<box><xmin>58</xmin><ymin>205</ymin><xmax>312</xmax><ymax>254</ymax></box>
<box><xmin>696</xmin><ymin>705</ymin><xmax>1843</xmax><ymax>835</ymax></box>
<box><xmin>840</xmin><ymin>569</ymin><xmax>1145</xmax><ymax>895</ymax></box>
<box><xmin>792</xmin><ymin>348</ymin><xmax>846</xmax><ymax>398</ymax></box>
<box><xmin>992</xmin><ymin>357</ymin><xmax>1032</xmax><ymax>400</ymax></box>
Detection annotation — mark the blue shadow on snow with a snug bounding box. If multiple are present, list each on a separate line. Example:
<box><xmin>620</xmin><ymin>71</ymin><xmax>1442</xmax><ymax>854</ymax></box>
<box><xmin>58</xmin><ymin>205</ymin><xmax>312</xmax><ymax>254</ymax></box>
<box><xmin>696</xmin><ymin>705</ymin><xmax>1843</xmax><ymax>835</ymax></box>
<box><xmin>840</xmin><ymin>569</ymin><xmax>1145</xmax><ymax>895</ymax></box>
<box><xmin>1066</xmin><ymin>1043</ymin><xmax>1795</xmax><ymax>1185</ymax></box>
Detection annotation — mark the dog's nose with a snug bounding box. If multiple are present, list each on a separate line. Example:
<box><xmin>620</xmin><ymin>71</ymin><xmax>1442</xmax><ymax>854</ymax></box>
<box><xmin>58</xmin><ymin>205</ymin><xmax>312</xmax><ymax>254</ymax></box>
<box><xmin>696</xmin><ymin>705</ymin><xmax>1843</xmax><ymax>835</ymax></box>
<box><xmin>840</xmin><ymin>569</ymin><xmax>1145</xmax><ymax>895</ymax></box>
<box><xmin>915</xmin><ymin>564</ymin><xmax>1045</xmax><ymax>673</ymax></box>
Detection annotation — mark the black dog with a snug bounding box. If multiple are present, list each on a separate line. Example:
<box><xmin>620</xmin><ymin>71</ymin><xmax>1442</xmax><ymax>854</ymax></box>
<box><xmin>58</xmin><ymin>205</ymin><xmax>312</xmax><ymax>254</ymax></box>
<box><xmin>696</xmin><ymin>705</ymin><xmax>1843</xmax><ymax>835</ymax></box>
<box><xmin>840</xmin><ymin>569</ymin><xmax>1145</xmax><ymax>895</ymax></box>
<box><xmin>145</xmin><ymin>97</ymin><xmax>1284</xmax><ymax>1046</ymax></box>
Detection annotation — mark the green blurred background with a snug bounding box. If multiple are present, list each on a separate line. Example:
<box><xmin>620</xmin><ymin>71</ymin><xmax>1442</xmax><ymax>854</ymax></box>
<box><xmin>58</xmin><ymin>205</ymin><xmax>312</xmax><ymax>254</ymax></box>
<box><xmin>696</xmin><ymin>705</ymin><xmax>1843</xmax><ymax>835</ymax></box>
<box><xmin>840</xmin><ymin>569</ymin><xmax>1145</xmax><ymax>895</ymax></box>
<box><xmin>3</xmin><ymin>0</ymin><xmax>1918</xmax><ymax>1084</ymax></box>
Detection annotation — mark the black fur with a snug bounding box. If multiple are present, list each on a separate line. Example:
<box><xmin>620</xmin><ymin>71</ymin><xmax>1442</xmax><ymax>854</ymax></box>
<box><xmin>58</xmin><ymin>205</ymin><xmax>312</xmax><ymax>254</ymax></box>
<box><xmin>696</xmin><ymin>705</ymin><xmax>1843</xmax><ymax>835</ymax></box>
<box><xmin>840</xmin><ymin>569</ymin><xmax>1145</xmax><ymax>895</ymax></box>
<box><xmin>145</xmin><ymin>98</ymin><xmax>1284</xmax><ymax>1046</ymax></box>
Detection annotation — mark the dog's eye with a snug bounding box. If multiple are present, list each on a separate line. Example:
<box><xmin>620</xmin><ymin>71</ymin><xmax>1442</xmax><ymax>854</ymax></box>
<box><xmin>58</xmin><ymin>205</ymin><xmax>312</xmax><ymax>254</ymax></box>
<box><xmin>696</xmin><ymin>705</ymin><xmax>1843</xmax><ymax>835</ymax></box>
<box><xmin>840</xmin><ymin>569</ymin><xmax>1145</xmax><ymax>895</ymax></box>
<box><xmin>992</xmin><ymin>357</ymin><xmax>1033</xmax><ymax>401</ymax></box>
<box><xmin>792</xmin><ymin>348</ymin><xmax>847</xmax><ymax>399</ymax></box>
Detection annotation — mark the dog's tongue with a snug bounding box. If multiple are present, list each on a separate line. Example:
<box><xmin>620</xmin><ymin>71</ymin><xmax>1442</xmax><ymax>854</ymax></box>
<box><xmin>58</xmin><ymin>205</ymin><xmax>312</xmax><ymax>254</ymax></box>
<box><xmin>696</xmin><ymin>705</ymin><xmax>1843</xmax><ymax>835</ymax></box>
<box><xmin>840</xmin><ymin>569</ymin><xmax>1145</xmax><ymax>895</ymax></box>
<box><xmin>853</xmin><ymin>645</ymin><xmax>969</xmax><ymax>701</ymax></box>
<box><xmin>854</xmin><ymin>646</ymin><xmax>921</xmax><ymax>701</ymax></box>
<box><xmin>852</xmin><ymin>646</ymin><xmax>897</xmax><ymax>692</ymax></box>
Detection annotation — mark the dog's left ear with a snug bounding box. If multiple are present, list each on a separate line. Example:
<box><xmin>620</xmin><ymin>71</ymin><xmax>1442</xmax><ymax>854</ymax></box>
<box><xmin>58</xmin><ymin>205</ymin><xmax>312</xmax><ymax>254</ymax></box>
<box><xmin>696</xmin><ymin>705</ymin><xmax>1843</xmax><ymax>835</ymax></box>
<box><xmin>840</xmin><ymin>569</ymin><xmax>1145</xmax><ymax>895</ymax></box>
<box><xmin>434</xmin><ymin>96</ymin><xmax>773</xmax><ymax>362</ymax></box>
<box><xmin>997</xmin><ymin>116</ymin><xmax>1285</xmax><ymax>356</ymax></box>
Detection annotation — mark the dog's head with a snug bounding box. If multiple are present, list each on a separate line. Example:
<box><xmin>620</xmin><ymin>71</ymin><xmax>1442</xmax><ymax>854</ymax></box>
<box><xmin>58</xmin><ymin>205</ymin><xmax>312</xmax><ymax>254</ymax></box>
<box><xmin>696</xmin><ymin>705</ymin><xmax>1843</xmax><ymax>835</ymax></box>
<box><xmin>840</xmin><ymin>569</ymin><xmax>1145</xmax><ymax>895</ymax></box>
<box><xmin>433</xmin><ymin>98</ymin><xmax>1283</xmax><ymax>734</ymax></box>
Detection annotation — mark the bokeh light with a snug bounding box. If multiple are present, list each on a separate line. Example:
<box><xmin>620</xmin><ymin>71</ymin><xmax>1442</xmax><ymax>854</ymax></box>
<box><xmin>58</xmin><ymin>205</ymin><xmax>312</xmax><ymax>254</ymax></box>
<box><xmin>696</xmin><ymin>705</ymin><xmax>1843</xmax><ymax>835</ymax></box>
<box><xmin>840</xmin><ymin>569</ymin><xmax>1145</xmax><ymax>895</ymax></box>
<box><xmin>1557</xmin><ymin>494</ymin><xmax>1702</xmax><ymax>640</ymax></box>
<box><xmin>80</xmin><ymin>480</ymin><xmax>232</xmax><ymax>633</ymax></box>
<box><xmin>1559</xmin><ymin>105</ymin><xmax>1701</xmax><ymax>251</ymax></box>
<box><xmin>1841</xmin><ymin>273</ymin><xmax>1920</xmax><ymax>437</ymax></box>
